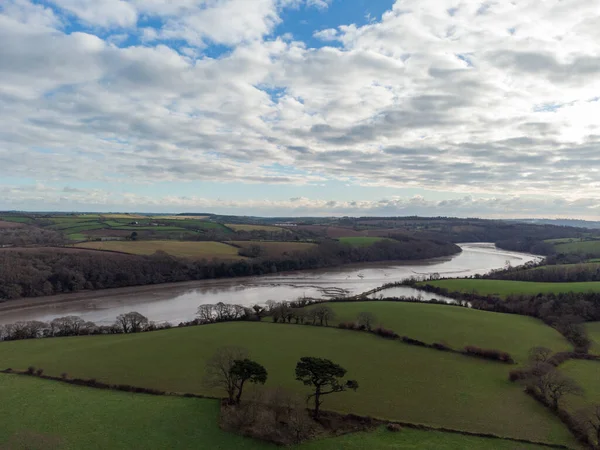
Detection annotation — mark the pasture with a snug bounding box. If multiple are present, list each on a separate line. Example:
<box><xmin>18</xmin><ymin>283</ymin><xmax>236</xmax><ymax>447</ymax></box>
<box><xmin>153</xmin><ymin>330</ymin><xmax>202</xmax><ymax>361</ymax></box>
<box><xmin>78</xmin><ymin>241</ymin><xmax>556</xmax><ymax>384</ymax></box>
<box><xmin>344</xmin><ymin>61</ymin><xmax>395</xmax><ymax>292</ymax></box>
<box><xmin>421</xmin><ymin>279</ymin><xmax>600</xmax><ymax>298</ymax></box>
<box><xmin>0</xmin><ymin>322</ymin><xmax>576</xmax><ymax>446</ymax></box>
<box><xmin>75</xmin><ymin>240</ymin><xmax>243</xmax><ymax>260</ymax></box>
<box><xmin>338</xmin><ymin>237</ymin><xmax>390</xmax><ymax>246</ymax></box>
<box><xmin>553</xmin><ymin>239</ymin><xmax>600</xmax><ymax>257</ymax></box>
<box><xmin>586</xmin><ymin>322</ymin><xmax>600</xmax><ymax>354</ymax></box>
<box><xmin>0</xmin><ymin>375</ymin><xmax>549</xmax><ymax>450</ymax></box>
<box><xmin>305</xmin><ymin>301</ymin><xmax>571</xmax><ymax>362</ymax></box>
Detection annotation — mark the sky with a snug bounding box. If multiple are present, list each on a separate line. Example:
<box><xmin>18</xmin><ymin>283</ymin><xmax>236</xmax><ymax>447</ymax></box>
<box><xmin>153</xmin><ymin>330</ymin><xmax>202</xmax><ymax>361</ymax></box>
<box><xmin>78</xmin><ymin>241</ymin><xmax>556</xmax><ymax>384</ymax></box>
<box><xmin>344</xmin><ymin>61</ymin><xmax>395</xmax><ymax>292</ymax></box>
<box><xmin>1</xmin><ymin>0</ymin><xmax>600</xmax><ymax>218</ymax></box>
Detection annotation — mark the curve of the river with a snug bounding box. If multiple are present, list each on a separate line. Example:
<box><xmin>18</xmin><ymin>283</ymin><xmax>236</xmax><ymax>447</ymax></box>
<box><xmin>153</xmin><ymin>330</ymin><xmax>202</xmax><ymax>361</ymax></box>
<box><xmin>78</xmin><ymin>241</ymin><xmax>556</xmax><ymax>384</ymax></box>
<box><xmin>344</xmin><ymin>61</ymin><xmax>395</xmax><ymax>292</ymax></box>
<box><xmin>0</xmin><ymin>243</ymin><xmax>541</xmax><ymax>325</ymax></box>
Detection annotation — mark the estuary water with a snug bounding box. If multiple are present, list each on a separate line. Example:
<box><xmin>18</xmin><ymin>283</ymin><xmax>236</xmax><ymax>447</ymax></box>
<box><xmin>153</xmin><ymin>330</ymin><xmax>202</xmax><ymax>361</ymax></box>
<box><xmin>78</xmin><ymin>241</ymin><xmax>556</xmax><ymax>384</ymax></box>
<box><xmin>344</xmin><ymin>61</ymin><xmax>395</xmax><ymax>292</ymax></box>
<box><xmin>0</xmin><ymin>243</ymin><xmax>541</xmax><ymax>325</ymax></box>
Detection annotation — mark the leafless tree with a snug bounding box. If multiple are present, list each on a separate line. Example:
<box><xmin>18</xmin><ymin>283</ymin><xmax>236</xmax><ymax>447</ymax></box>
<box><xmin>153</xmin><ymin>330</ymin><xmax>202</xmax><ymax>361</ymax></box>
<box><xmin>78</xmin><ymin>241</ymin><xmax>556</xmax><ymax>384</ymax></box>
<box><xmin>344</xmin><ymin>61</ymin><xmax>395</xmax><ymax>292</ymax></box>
<box><xmin>203</xmin><ymin>346</ymin><xmax>249</xmax><ymax>404</ymax></box>
<box><xmin>527</xmin><ymin>364</ymin><xmax>583</xmax><ymax>409</ymax></box>
<box><xmin>50</xmin><ymin>316</ymin><xmax>85</xmax><ymax>336</ymax></box>
<box><xmin>115</xmin><ymin>312</ymin><xmax>148</xmax><ymax>333</ymax></box>
<box><xmin>314</xmin><ymin>306</ymin><xmax>335</xmax><ymax>326</ymax></box>
<box><xmin>197</xmin><ymin>304</ymin><xmax>214</xmax><ymax>323</ymax></box>
<box><xmin>357</xmin><ymin>312</ymin><xmax>376</xmax><ymax>331</ymax></box>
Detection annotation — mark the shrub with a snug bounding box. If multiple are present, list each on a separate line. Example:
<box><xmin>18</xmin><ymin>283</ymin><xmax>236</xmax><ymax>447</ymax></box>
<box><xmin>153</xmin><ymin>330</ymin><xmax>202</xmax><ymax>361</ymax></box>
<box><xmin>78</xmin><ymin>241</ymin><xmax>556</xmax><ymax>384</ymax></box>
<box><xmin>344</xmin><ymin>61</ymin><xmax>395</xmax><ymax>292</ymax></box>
<box><xmin>464</xmin><ymin>346</ymin><xmax>514</xmax><ymax>364</ymax></box>
<box><xmin>26</xmin><ymin>366</ymin><xmax>35</xmax><ymax>375</ymax></box>
<box><xmin>508</xmin><ymin>369</ymin><xmax>530</xmax><ymax>382</ymax></box>
<box><xmin>61</xmin><ymin>372</ymin><xmax>68</xmax><ymax>380</ymax></box>
<box><xmin>35</xmin><ymin>368</ymin><xmax>44</xmax><ymax>376</ymax></box>
<box><xmin>431</xmin><ymin>342</ymin><xmax>451</xmax><ymax>351</ymax></box>
<box><xmin>386</xmin><ymin>423</ymin><xmax>402</xmax><ymax>432</ymax></box>
<box><xmin>338</xmin><ymin>322</ymin><xmax>357</xmax><ymax>330</ymax></box>
<box><xmin>401</xmin><ymin>336</ymin><xmax>426</xmax><ymax>346</ymax></box>
<box><xmin>373</xmin><ymin>327</ymin><xmax>398</xmax><ymax>339</ymax></box>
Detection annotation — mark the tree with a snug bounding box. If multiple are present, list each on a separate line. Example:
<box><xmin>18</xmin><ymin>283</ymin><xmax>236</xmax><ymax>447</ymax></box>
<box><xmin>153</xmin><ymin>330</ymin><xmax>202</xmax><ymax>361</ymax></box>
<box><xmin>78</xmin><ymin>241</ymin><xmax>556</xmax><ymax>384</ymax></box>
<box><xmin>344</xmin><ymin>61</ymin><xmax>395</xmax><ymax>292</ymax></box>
<box><xmin>295</xmin><ymin>356</ymin><xmax>358</xmax><ymax>418</ymax></box>
<box><xmin>314</xmin><ymin>306</ymin><xmax>335</xmax><ymax>326</ymax></box>
<box><xmin>197</xmin><ymin>304</ymin><xmax>214</xmax><ymax>323</ymax></box>
<box><xmin>130</xmin><ymin>231</ymin><xmax>138</xmax><ymax>241</ymax></box>
<box><xmin>203</xmin><ymin>346</ymin><xmax>249</xmax><ymax>404</ymax></box>
<box><xmin>527</xmin><ymin>364</ymin><xmax>583</xmax><ymax>409</ymax></box>
<box><xmin>115</xmin><ymin>312</ymin><xmax>148</xmax><ymax>333</ymax></box>
<box><xmin>357</xmin><ymin>312</ymin><xmax>376</xmax><ymax>331</ymax></box>
<box><xmin>230</xmin><ymin>359</ymin><xmax>268</xmax><ymax>404</ymax></box>
<box><xmin>528</xmin><ymin>346</ymin><xmax>553</xmax><ymax>363</ymax></box>
<box><xmin>50</xmin><ymin>316</ymin><xmax>85</xmax><ymax>336</ymax></box>
<box><xmin>578</xmin><ymin>404</ymin><xmax>600</xmax><ymax>446</ymax></box>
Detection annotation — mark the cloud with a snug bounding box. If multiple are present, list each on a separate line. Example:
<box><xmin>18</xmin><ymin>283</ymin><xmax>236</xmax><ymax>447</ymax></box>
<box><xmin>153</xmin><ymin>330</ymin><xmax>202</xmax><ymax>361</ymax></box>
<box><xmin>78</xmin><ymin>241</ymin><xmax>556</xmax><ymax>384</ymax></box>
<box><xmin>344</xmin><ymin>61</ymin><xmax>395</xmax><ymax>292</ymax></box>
<box><xmin>1</xmin><ymin>1</ymin><xmax>600</xmax><ymax>216</ymax></box>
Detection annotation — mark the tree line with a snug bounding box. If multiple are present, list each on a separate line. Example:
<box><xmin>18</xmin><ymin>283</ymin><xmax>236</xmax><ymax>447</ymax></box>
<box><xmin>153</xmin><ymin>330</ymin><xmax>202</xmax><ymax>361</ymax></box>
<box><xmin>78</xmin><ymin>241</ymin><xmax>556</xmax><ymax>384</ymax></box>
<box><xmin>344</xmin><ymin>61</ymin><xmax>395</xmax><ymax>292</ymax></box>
<box><xmin>0</xmin><ymin>238</ymin><xmax>459</xmax><ymax>301</ymax></box>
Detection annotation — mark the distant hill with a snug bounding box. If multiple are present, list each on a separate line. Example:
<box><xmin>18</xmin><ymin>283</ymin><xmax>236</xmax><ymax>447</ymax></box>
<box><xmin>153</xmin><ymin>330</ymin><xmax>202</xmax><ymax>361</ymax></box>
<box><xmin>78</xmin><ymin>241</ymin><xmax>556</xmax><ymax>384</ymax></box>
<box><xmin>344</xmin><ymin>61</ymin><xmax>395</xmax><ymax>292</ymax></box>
<box><xmin>510</xmin><ymin>219</ymin><xmax>600</xmax><ymax>229</ymax></box>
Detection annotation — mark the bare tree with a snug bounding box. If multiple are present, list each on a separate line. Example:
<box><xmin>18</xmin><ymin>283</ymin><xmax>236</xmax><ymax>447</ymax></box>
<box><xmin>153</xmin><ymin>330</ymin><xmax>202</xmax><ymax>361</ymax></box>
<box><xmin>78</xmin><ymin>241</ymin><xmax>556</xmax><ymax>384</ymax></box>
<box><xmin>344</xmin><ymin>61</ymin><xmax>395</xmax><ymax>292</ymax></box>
<box><xmin>314</xmin><ymin>306</ymin><xmax>335</xmax><ymax>326</ymax></box>
<box><xmin>357</xmin><ymin>312</ymin><xmax>376</xmax><ymax>331</ymax></box>
<box><xmin>203</xmin><ymin>346</ymin><xmax>249</xmax><ymax>404</ymax></box>
<box><xmin>197</xmin><ymin>304</ymin><xmax>214</xmax><ymax>323</ymax></box>
<box><xmin>50</xmin><ymin>316</ymin><xmax>85</xmax><ymax>336</ymax></box>
<box><xmin>528</xmin><ymin>365</ymin><xmax>583</xmax><ymax>409</ymax></box>
<box><xmin>115</xmin><ymin>312</ymin><xmax>149</xmax><ymax>333</ymax></box>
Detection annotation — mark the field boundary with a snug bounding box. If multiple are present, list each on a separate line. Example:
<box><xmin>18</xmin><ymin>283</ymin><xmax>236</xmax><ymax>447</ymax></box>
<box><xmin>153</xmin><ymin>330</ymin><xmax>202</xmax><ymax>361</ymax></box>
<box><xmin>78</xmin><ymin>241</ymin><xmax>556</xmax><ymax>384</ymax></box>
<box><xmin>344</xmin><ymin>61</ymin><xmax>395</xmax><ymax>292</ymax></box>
<box><xmin>0</xmin><ymin>370</ymin><xmax>570</xmax><ymax>449</ymax></box>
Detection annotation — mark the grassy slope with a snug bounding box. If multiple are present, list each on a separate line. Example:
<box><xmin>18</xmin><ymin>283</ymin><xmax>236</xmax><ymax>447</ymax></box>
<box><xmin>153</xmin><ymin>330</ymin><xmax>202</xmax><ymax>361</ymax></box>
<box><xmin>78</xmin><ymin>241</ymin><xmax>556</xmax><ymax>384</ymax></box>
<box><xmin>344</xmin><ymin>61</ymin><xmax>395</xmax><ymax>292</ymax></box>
<box><xmin>311</xmin><ymin>302</ymin><xmax>571</xmax><ymax>362</ymax></box>
<box><xmin>0</xmin><ymin>375</ymin><xmax>549</xmax><ymax>450</ymax></box>
<box><xmin>421</xmin><ymin>279</ymin><xmax>600</xmax><ymax>297</ymax></box>
<box><xmin>586</xmin><ymin>322</ymin><xmax>600</xmax><ymax>354</ymax></box>
<box><xmin>0</xmin><ymin>374</ymin><xmax>268</xmax><ymax>450</ymax></box>
<box><xmin>0</xmin><ymin>323</ymin><xmax>575</xmax><ymax>446</ymax></box>
<box><xmin>560</xmin><ymin>360</ymin><xmax>600</xmax><ymax>424</ymax></box>
<box><xmin>555</xmin><ymin>240</ymin><xmax>600</xmax><ymax>256</ymax></box>
<box><xmin>75</xmin><ymin>240</ymin><xmax>243</xmax><ymax>260</ymax></box>
<box><xmin>338</xmin><ymin>237</ymin><xmax>389</xmax><ymax>246</ymax></box>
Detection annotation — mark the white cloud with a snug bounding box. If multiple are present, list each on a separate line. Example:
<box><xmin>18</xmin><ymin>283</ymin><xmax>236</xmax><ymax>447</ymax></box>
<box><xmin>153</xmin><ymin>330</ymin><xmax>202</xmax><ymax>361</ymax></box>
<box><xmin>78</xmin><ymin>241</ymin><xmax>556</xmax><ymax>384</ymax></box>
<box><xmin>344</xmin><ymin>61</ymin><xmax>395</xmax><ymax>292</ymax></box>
<box><xmin>1</xmin><ymin>1</ymin><xmax>600</xmax><ymax>216</ymax></box>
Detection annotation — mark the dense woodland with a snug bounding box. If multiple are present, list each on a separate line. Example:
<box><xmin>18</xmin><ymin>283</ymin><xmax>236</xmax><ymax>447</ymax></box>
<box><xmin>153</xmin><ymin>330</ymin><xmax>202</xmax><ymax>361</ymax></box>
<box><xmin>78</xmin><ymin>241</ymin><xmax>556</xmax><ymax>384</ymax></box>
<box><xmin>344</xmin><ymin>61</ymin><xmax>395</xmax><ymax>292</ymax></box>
<box><xmin>0</xmin><ymin>238</ymin><xmax>459</xmax><ymax>300</ymax></box>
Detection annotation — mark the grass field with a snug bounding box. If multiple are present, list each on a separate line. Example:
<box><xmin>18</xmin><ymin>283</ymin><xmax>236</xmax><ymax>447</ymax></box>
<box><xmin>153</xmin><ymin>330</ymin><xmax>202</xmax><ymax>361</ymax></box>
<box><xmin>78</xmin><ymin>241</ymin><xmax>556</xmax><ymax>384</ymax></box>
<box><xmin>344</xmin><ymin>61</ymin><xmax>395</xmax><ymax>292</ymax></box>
<box><xmin>0</xmin><ymin>322</ymin><xmax>576</xmax><ymax>446</ymax></box>
<box><xmin>226</xmin><ymin>224</ymin><xmax>287</xmax><ymax>233</ymax></box>
<box><xmin>230</xmin><ymin>241</ymin><xmax>316</xmax><ymax>257</ymax></box>
<box><xmin>586</xmin><ymin>322</ymin><xmax>600</xmax><ymax>354</ymax></box>
<box><xmin>0</xmin><ymin>216</ymin><xmax>33</xmax><ymax>223</ymax></box>
<box><xmin>420</xmin><ymin>279</ymin><xmax>600</xmax><ymax>298</ymax></box>
<box><xmin>554</xmin><ymin>239</ymin><xmax>600</xmax><ymax>257</ymax></box>
<box><xmin>75</xmin><ymin>240</ymin><xmax>243</xmax><ymax>260</ymax></box>
<box><xmin>0</xmin><ymin>375</ymin><xmax>548</xmax><ymax>450</ymax></box>
<box><xmin>338</xmin><ymin>237</ymin><xmax>390</xmax><ymax>246</ymax></box>
<box><xmin>305</xmin><ymin>302</ymin><xmax>571</xmax><ymax>362</ymax></box>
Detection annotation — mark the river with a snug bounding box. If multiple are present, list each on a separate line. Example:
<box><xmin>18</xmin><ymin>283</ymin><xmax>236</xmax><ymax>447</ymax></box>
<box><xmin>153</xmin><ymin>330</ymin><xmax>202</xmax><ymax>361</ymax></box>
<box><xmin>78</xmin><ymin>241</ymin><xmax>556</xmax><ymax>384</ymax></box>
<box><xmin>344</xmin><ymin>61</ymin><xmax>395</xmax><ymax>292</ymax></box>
<box><xmin>0</xmin><ymin>243</ymin><xmax>541</xmax><ymax>326</ymax></box>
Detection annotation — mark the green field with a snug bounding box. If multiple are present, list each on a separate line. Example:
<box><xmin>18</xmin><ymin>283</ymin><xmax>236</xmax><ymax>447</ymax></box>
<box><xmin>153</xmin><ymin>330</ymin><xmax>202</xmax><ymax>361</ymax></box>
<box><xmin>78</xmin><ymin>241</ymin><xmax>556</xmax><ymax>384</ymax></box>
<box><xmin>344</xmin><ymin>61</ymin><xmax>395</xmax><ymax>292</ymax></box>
<box><xmin>554</xmin><ymin>239</ymin><xmax>600</xmax><ymax>257</ymax></box>
<box><xmin>0</xmin><ymin>375</ymin><xmax>548</xmax><ymax>450</ymax></box>
<box><xmin>0</xmin><ymin>216</ymin><xmax>33</xmax><ymax>223</ymax></box>
<box><xmin>338</xmin><ymin>237</ymin><xmax>390</xmax><ymax>246</ymax></box>
<box><xmin>586</xmin><ymin>322</ymin><xmax>600</xmax><ymax>354</ymax></box>
<box><xmin>421</xmin><ymin>279</ymin><xmax>600</xmax><ymax>298</ymax></box>
<box><xmin>307</xmin><ymin>302</ymin><xmax>571</xmax><ymax>362</ymax></box>
<box><xmin>0</xmin><ymin>322</ymin><xmax>576</xmax><ymax>446</ymax></box>
<box><xmin>75</xmin><ymin>240</ymin><xmax>243</xmax><ymax>260</ymax></box>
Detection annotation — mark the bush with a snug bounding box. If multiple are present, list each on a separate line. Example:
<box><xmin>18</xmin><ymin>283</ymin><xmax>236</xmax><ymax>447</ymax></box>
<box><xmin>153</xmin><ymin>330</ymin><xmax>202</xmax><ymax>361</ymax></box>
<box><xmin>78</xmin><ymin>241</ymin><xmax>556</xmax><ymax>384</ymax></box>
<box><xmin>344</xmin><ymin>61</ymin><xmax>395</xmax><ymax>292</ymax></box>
<box><xmin>463</xmin><ymin>346</ymin><xmax>514</xmax><ymax>363</ymax></box>
<box><xmin>35</xmin><ymin>368</ymin><xmax>44</xmax><ymax>376</ymax></box>
<box><xmin>26</xmin><ymin>366</ymin><xmax>35</xmax><ymax>375</ymax></box>
<box><xmin>61</xmin><ymin>372</ymin><xmax>68</xmax><ymax>380</ymax></box>
<box><xmin>373</xmin><ymin>327</ymin><xmax>398</xmax><ymax>339</ymax></box>
<box><xmin>431</xmin><ymin>342</ymin><xmax>451</xmax><ymax>351</ymax></box>
<box><xmin>338</xmin><ymin>322</ymin><xmax>357</xmax><ymax>330</ymax></box>
<box><xmin>401</xmin><ymin>336</ymin><xmax>426</xmax><ymax>346</ymax></box>
<box><xmin>508</xmin><ymin>369</ymin><xmax>530</xmax><ymax>382</ymax></box>
<box><xmin>386</xmin><ymin>423</ymin><xmax>402</xmax><ymax>432</ymax></box>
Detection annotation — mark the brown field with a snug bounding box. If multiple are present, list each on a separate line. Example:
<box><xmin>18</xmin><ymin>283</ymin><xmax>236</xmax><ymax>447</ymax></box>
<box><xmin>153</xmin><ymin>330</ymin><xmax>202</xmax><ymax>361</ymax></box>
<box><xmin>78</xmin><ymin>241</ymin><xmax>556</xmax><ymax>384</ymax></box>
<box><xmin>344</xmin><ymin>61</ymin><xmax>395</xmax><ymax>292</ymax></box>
<box><xmin>225</xmin><ymin>224</ymin><xmax>287</xmax><ymax>233</ymax></box>
<box><xmin>151</xmin><ymin>215</ymin><xmax>209</xmax><ymax>220</ymax></box>
<box><xmin>229</xmin><ymin>241</ymin><xmax>316</xmax><ymax>257</ymax></box>
<box><xmin>0</xmin><ymin>221</ymin><xmax>25</xmax><ymax>229</ymax></box>
<box><xmin>75</xmin><ymin>240</ymin><xmax>243</xmax><ymax>260</ymax></box>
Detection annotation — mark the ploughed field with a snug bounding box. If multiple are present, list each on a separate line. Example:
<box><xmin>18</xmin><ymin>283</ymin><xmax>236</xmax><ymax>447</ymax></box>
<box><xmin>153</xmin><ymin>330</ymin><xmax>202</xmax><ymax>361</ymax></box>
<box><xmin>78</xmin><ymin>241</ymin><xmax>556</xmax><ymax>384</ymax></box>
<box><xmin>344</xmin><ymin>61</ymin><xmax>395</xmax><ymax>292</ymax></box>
<box><xmin>420</xmin><ymin>279</ymin><xmax>600</xmax><ymax>297</ymax></box>
<box><xmin>0</xmin><ymin>375</ymin><xmax>549</xmax><ymax>450</ymax></box>
<box><xmin>0</xmin><ymin>318</ymin><xmax>577</xmax><ymax>447</ymax></box>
